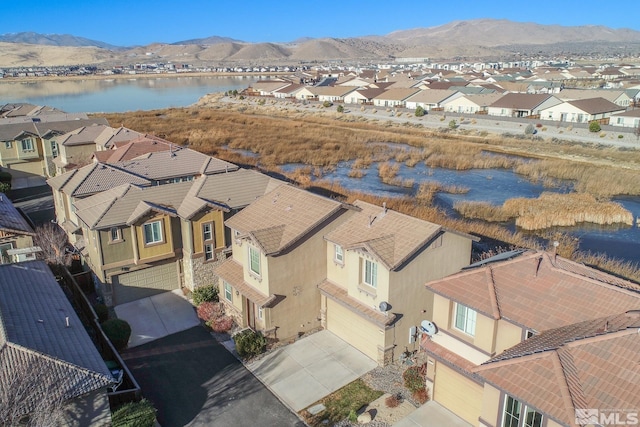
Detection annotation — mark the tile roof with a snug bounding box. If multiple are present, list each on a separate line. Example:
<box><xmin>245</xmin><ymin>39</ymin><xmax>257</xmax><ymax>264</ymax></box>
<box><xmin>324</xmin><ymin>200</ymin><xmax>443</xmax><ymax>271</ymax></box>
<box><xmin>0</xmin><ymin>261</ymin><xmax>112</xmax><ymax>415</ymax></box>
<box><xmin>225</xmin><ymin>184</ymin><xmax>348</xmax><ymax>256</ymax></box>
<box><xmin>93</xmin><ymin>126</ymin><xmax>143</xmax><ymax>149</ymax></box>
<box><xmin>475</xmin><ymin>311</ymin><xmax>640</xmax><ymax>427</ymax></box>
<box><xmin>318</xmin><ymin>279</ymin><xmax>396</xmax><ymax>327</ymax></box>
<box><xmin>0</xmin><ymin>195</ymin><xmax>35</xmax><ymax>236</ymax></box>
<box><xmin>98</xmin><ymin>135</ymin><xmax>173</xmax><ymax>162</ymax></box>
<box><xmin>55</xmin><ymin>124</ymin><xmax>112</xmax><ymax>146</ymax></box>
<box><xmin>52</xmin><ymin>162</ymin><xmax>151</xmax><ymax>198</ymax></box>
<box><xmin>426</xmin><ymin>251</ymin><xmax>640</xmax><ymax>332</ymax></box>
<box><xmin>214</xmin><ymin>259</ymin><xmax>277</xmax><ymax>307</ymax></box>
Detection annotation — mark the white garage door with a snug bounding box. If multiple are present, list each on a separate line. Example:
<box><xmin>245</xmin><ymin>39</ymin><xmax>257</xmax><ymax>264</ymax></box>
<box><xmin>326</xmin><ymin>299</ymin><xmax>381</xmax><ymax>361</ymax></box>
<box><xmin>112</xmin><ymin>262</ymin><xmax>179</xmax><ymax>305</ymax></box>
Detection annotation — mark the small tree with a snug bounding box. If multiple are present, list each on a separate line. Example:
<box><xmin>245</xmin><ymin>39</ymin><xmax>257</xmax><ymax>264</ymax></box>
<box><xmin>415</xmin><ymin>106</ymin><xmax>425</xmax><ymax>117</ymax></box>
<box><xmin>524</xmin><ymin>123</ymin><xmax>535</xmax><ymax>136</ymax></box>
<box><xmin>322</xmin><ymin>100</ymin><xmax>333</xmax><ymax>108</ymax></box>
<box><xmin>589</xmin><ymin>121</ymin><xmax>601</xmax><ymax>133</ymax></box>
<box><xmin>448</xmin><ymin>119</ymin><xmax>457</xmax><ymax>129</ymax></box>
<box><xmin>111</xmin><ymin>399</ymin><xmax>157</xmax><ymax>427</ymax></box>
<box><xmin>337</xmin><ymin>104</ymin><xmax>344</xmax><ymax>113</ymax></box>
<box><xmin>33</xmin><ymin>223</ymin><xmax>71</xmax><ymax>266</ymax></box>
<box><xmin>102</xmin><ymin>318</ymin><xmax>132</xmax><ymax>351</ymax></box>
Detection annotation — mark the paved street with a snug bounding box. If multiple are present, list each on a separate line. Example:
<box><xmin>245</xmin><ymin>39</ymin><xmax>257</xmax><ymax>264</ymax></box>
<box><xmin>121</xmin><ymin>326</ymin><xmax>305</xmax><ymax>427</ymax></box>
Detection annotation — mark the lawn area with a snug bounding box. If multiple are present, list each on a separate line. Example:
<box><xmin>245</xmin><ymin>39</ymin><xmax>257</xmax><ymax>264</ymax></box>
<box><xmin>301</xmin><ymin>379</ymin><xmax>383</xmax><ymax>426</ymax></box>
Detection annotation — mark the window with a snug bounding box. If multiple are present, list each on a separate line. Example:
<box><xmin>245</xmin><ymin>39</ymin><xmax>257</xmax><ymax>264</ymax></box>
<box><xmin>334</xmin><ymin>244</ymin><xmax>344</xmax><ymax>264</ymax></box>
<box><xmin>21</xmin><ymin>138</ymin><xmax>34</xmax><ymax>152</ymax></box>
<box><xmin>0</xmin><ymin>243</ymin><xmax>13</xmax><ymax>264</ymax></box>
<box><xmin>454</xmin><ymin>303</ymin><xmax>477</xmax><ymax>336</ymax></box>
<box><xmin>202</xmin><ymin>222</ymin><xmax>213</xmax><ymax>242</ymax></box>
<box><xmin>204</xmin><ymin>244</ymin><xmax>214</xmax><ymax>261</ymax></box>
<box><xmin>143</xmin><ymin>220</ymin><xmax>163</xmax><ymax>245</ymax></box>
<box><xmin>525</xmin><ymin>330</ymin><xmax>535</xmax><ymax>339</ymax></box>
<box><xmin>363</xmin><ymin>259</ymin><xmax>377</xmax><ymax>288</ymax></box>
<box><xmin>110</xmin><ymin>227</ymin><xmax>121</xmax><ymax>243</ymax></box>
<box><xmin>203</xmin><ymin>222</ymin><xmax>215</xmax><ymax>261</ymax></box>
<box><xmin>224</xmin><ymin>281</ymin><xmax>233</xmax><ymax>302</ymax></box>
<box><xmin>4</xmin><ymin>141</ymin><xmax>11</xmax><ymax>149</ymax></box>
<box><xmin>249</xmin><ymin>246</ymin><xmax>261</xmax><ymax>276</ymax></box>
<box><xmin>502</xmin><ymin>395</ymin><xmax>543</xmax><ymax>427</ymax></box>
<box><xmin>51</xmin><ymin>141</ymin><xmax>58</xmax><ymax>158</ymax></box>
<box><xmin>258</xmin><ymin>306</ymin><xmax>263</xmax><ymax>320</ymax></box>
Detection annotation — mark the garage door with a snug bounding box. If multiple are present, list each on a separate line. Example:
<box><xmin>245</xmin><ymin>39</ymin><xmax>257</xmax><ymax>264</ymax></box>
<box><xmin>326</xmin><ymin>299</ymin><xmax>381</xmax><ymax>361</ymax></box>
<box><xmin>434</xmin><ymin>363</ymin><xmax>483</xmax><ymax>425</ymax></box>
<box><xmin>112</xmin><ymin>262</ymin><xmax>179</xmax><ymax>305</ymax></box>
<box><xmin>9</xmin><ymin>161</ymin><xmax>43</xmax><ymax>176</ymax></box>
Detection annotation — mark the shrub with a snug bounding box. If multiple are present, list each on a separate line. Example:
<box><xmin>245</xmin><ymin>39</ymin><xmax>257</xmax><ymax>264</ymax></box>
<box><xmin>258</xmin><ymin>98</ymin><xmax>265</xmax><ymax>105</ymax></box>
<box><xmin>192</xmin><ymin>284</ymin><xmax>219</xmax><ymax>306</ymax></box>
<box><xmin>403</xmin><ymin>365</ymin><xmax>426</xmax><ymax>393</ymax></box>
<box><xmin>448</xmin><ymin>119</ymin><xmax>457</xmax><ymax>129</ymax></box>
<box><xmin>385</xmin><ymin>394</ymin><xmax>401</xmax><ymax>408</ymax></box>
<box><xmin>102</xmin><ymin>319</ymin><xmax>132</xmax><ymax>351</ymax></box>
<box><xmin>233</xmin><ymin>329</ymin><xmax>267</xmax><ymax>359</ymax></box>
<box><xmin>589</xmin><ymin>121</ymin><xmax>601</xmax><ymax>133</ymax></box>
<box><xmin>94</xmin><ymin>303</ymin><xmax>109</xmax><ymax>323</ymax></box>
<box><xmin>0</xmin><ymin>170</ymin><xmax>11</xmax><ymax>184</ymax></box>
<box><xmin>197</xmin><ymin>301</ymin><xmax>222</xmax><ymax>323</ymax></box>
<box><xmin>618</xmin><ymin>134</ymin><xmax>624</xmax><ymax>139</ymax></box>
<box><xmin>209</xmin><ymin>315</ymin><xmax>234</xmax><ymax>333</ymax></box>
<box><xmin>414</xmin><ymin>106</ymin><xmax>425</xmax><ymax>117</ymax></box>
<box><xmin>348</xmin><ymin>410</ymin><xmax>358</xmax><ymax>422</ymax></box>
<box><xmin>524</xmin><ymin>124</ymin><xmax>535</xmax><ymax>135</ymax></box>
<box><xmin>0</xmin><ymin>182</ymin><xmax>10</xmax><ymax>193</ymax></box>
<box><xmin>111</xmin><ymin>399</ymin><xmax>157</xmax><ymax>427</ymax></box>
<box><xmin>322</xmin><ymin>100</ymin><xmax>333</xmax><ymax>108</ymax></box>
<box><xmin>337</xmin><ymin>105</ymin><xmax>344</xmax><ymax>113</ymax></box>
<box><xmin>412</xmin><ymin>388</ymin><xmax>429</xmax><ymax>404</ymax></box>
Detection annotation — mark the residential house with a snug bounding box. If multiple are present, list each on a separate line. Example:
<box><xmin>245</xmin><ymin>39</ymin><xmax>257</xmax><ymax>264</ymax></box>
<box><xmin>0</xmin><ymin>194</ymin><xmax>38</xmax><ymax>263</ymax></box>
<box><xmin>372</xmin><ymin>88</ymin><xmax>421</xmax><ymax>108</ymax></box>
<box><xmin>320</xmin><ymin>200</ymin><xmax>476</xmax><ymax>365</ymax></box>
<box><xmin>475</xmin><ymin>310</ymin><xmax>640</xmax><ymax>427</ymax></box>
<box><xmin>311</xmin><ymin>86</ymin><xmax>359</xmax><ymax>103</ymax></box>
<box><xmin>538</xmin><ymin>97</ymin><xmax>626</xmax><ymax>124</ymax></box>
<box><xmin>487</xmin><ymin>93</ymin><xmax>562</xmax><ymax>118</ymax></box>
<box><xmin>343</xmin><ymin>88</ymin><xmax>386</xmax><ymax>105</ymax></box>
<box><xmin>557</xmin><ymin>89</ymin><xmax>632</xmax><ymax>107</ymax></box>
<box><xmin>441</xmin><ymin>93</ymin><xmax>503</xmax><ymax>114</ymax></box>
<box><xmin>216</xmin><ymin>184</ymin><xmax>354</xmax><ymax>342</ymax></box>
<box><xmin>0</xmin><ymin>260</ymin><xmax>114</xmax><ymax>426</ymax></box>
<box><xmin>50</xmin><ymin>124</ymin><xmax>118</xmax><ymax>175</ymax></box>
<box><xmin>420</xmin><ymin>250</ymin><xmax>640</xmax><ymax>426</ymax></box>
<box><xmin>251</xmin><ymin>80</ymin><xmax>292</xmax><ymax>96</ymax></box>
<box><xmin>404</xmin><ymin>89</ymin><xmax>463</xmax><ymax>111</ymax></box>
<box><xmin>609</xmin><ymin>108</ymin><xmax>640</xmax><ymax>128</ymax></box>
<box><xmin>272</xmin><ymin>83</ymin><xmax>304</xmax><ymax>99</ymax></box>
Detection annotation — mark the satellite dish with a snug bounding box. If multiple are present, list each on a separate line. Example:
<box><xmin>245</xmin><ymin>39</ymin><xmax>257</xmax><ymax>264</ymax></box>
<box><xmin>379</xmin><ymin>301</ymin><xmax>390</xmax><ymax>312</ymax></box>
<box><xmin>420</xmin><ymin>320</ymin><xmax>438</xmax><ymax>336</ymax></box>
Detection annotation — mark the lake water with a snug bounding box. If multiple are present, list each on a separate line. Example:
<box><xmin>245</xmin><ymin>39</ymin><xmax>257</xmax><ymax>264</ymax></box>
<box><xmin>0</xmin><ymin>75</ymin><xmax>258</xmax><ymax>113</ymax></box>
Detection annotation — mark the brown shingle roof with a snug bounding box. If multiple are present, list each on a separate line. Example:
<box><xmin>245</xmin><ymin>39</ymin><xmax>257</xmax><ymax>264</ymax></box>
<box><xmin>426</xmin><ymin>251</ymin><xmax>640</xmax><ymax>332</ymax></box>
<box><xmin>225</xmin><ymin>184</ymin><xmax>348</xmax><ymax>256</ymax></box>
<box><xmin>324</xmin><ymin>200</ymin><xmax>443</xmax><ymax>271</ymax></box>
<box><xmin>566</xmin><ymin>97</ymin><xmax>625</xmax><ymax>114</ymax></box>
<box><xmin>373</xmin><ymin>88</ymin><xmax>421</xmax><ymax>101</ymax></box>
<box><xmin>490</xmin><ymin>93</ymin><xmax>555</xmax><ymax>109</ymax></box>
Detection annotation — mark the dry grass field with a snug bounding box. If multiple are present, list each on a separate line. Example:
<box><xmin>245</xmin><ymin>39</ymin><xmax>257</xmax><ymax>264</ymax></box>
<box><xmin>96</xmin><ymin>101</ymin><xmax>640</xmax><ymax>281</ymax></box>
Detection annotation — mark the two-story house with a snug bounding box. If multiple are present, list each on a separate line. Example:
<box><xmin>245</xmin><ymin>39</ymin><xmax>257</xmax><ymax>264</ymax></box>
<box><xmin>0</xmin><ymin>194</ymin><xmax>38</xmax><ymax>263</ymax></box>
<box><xmin>320</xmin><ymin>200</ymin><xmax>476</xmax><ymax>366</ymax></box>
<box><xmin>216</xmin><ymin>184</ymin><xmax>354</xmax><ymax>342</ymax></box>
<box><xmin>420</xmin><ymin>250</ymin><xmax>640</xmax><ymax>426</ymax></box>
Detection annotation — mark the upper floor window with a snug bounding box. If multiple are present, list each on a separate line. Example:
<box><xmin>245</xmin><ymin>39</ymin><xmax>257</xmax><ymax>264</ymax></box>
<box><xmin>110</xmin><ymin>227</ymin><xmax>122</xmax><ymax>243</ymax></box>
<box><xmin>502</xmin><ymin>394</ymin><xmax>543</xmax><ymax>427</ymax></box>
<box><xmin>51</xmin><ymin>141</ymin><xmax>59</xmax><ymax>158</ymax></box>
<box><xmin>4</xmin><ymin>141</ymin><xmax>11</xmax><ymax>149</ymax></box>
<box><xmin>363</xmin><ymin>259</ymin><xmax>377</xmax><ymax>288</ymax></box>
<box><xmin>334</xmin><ymin>244</ymin><xmax>344</xmax><ymax>264</ymax></box>
<box><xmin>249</xmin><ymin>245</ymin><xmax>261</xmax><ymax>276</ymax></box>
<box><xmin>202</xmin><ymin>222</ymin><xmax>214</xmax><ymax>242</ymax></box>
<box><xmin>21</xmin><ymin>138</ymin><xmax>34</xmax><ymax>152</ymax></box>
<box><xmin>143</xmin><ymin>220</ymin><xmax>163</xmax><ymax>245</ymax></box>
<box><xmin>454</xmin><ymin>303</ymin><xmax>477</xmax><ymax>336</ymax></box>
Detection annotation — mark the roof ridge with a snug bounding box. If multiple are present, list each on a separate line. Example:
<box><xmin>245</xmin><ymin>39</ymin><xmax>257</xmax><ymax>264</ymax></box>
<box><xmin>486</xmin><ymin>266</ymin><xmax>501</xmax><ymax>320</ymax></box>
<box><xmin>89</xmin><ymin>184</ymin><xmax>134</xmax><ymax>228</ymax></box>
<box><xmin>556</xmin><ymin>347</ymin><xmax>589</xmax><ymax>413</ymax></box>
<box><xmin>550</xmin><ymin>350</ymin><xmax>582</xmax><ymax>427</ymax></box>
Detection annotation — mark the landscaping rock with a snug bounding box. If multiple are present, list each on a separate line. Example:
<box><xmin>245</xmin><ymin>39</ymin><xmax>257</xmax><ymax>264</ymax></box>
<box><xmin>308</xmin><ymin>403</ymin><xmax>326</xmax><ymax>416</ymax></box>
<box><xmin>357</xmin><ymin>411</ymin><xmax>372</xmax><ymax>424</ymax></box>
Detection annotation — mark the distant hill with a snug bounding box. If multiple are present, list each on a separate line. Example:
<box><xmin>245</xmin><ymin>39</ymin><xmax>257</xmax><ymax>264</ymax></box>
<box><xmin>0</xmin><ymin>32</ymin><xmax>119</xmax><ymax>49</ymax></box>
<box><xmin>2</xmin><ymin>19</ymin><xmax>640</xmax><ymax>67</ymax></box>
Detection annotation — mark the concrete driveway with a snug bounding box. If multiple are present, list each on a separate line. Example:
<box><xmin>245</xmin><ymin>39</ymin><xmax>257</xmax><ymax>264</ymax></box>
<box><xmin>393</xmin><ymin>401</ymin><xmax>471</xmax><ymax>427</ymax></box>
<box><xmin>115</xmin><ymin>289</ymin><xmax>200</xmax><ymax>348</ymax></box>
<box><xmin>122</xmin><ymin>326</ymin><xmax>304</xmax><ymax>427</ymax></box>
<box><xmin>246</xmin><ymin>330</ymin><xmax>377</xmax><ymax>412</ymax></box>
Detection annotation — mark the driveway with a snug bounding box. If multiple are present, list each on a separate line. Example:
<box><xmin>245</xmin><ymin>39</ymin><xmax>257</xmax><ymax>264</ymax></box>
<box><xmin>246</xmin><ymin>330</ymin><xmax>377</xmax><ymax>412</ymax></box>
<box><xmin>121</xmin><ymin>326</ymin><xmax>304</xmax><ymax>427</ymax></box>
<box><xmin>115</xmin><ymin>289</ymin><xmax>200</xmax><ymax>348</ymax></box>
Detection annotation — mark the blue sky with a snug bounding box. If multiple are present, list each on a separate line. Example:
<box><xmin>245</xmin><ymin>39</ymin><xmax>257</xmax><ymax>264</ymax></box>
<box><xmin>1</xmin><ymin>0</ymin><xmax>639</xmax><ymax>46</ymax></box>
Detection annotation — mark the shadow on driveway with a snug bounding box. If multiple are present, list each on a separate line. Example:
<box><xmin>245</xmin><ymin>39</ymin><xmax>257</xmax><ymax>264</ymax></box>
<box><xmin>121</xmin><ymin>326</ymin><xmax>304</xmax><ymax>427</ymax></box>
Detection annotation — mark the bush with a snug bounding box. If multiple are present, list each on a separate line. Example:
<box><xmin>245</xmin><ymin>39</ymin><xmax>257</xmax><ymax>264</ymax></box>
<box><xmin>385</xmin><ymin>394</ymin><xmax>401</xmax><ymax>408</ymax></box>
<box><xmin>322</xmin><ymin>100</ymin><xmax>333</xmax><ymax>108</ymax></box>
<box><xmin>348</xmin><ymin>409</ymin><xmax>358</xmax><ymax>422</ymax></box>
<box><xmin>412</xmin><ymin>388</ymin><xmax>429</xmax><ymax>404</ymax></box>
<box><xmin>524</xmin><ymin>124</ymin><xmax>535</xmax><ymax>135</ymax></box>
<box><xmin>197</xmin><ymin>301</ymin><xmax>222</xmax><ymax>323</ymax></box>
<box><xmin>337</xmin><ymin>105</ymin><xmax>344</xmax><ymax>113</ymax></box>
<box><xmin>448</xmin><ymin>119</ymin><xmax>457</xmax><ymax>129</ymax></box>
<box><xmin>94</xmin><ymin>303</ymin><xmax>109</xmax><ymax>323</ymax></box>
<box><xmin>589</xmin><ymin>121</ymin><xmax>601</xmax><ymax>133</ymax></box>
<box><xmin>209</xmin><ymin>315</ymin><xmax>234</xmax><ymax>333</ymax></box>
<box><xmin>403</xmin><ymin>364</ymin><xmax>426</xmax><ymax>393</ymax></box>
<box><xmin>0</xmin><ymin>170</ymin><xmax>11</xmax><ymax>184</ymax></box>
<box><xmin>102</xmin><ymin>319</ymin><xmax>132</xmax><ymax>351</ymax></box>
<box><xmin>233</xmin><ymin>329</ymin><xmax>266</xmax><ymax>359</ymax></box>
<box><xmin>414</xmin><ymin>106</ymin><xmax>425</xmax><ymax>117</ymax></box>
<box><xmin>618</xmin><ymin>134</ymin><xmax>624</xmax><ymax>139</ymax></box>
<box><xmin>111</xmin><ymin>399</ymin><xmax>157</xmax><ymax>427</ymax></box>
<box><xmin>0</xmin><ymin>182</ymin><xmax>10</xmax><ymax>193</ymax></box>
<box><xmin>192</xmin><ymin>285</ymin><xmax>219</xmax><ymax>306</ymax></box>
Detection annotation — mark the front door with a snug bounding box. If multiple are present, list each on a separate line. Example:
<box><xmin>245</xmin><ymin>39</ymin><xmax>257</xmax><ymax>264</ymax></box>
<box><xmin>246</xmin><ymin>299</ymin><xmax>254</xmax><ymax>328</ymax></box>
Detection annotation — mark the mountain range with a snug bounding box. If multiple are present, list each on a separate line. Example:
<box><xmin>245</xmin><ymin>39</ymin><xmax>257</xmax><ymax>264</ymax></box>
<box><xmin>1</xmin><ymin>19</ymin><xmax>640</xmax><ymax>67</ymax></box>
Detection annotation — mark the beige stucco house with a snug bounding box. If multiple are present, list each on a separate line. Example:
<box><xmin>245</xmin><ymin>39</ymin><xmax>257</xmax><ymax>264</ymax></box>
<box><xmin>420</xmin><ymin>250</ymin><xmax>640</xmax><ymax>426</ymax></box>
<box><xmin>320</xmin><ymin>200</ymin><xmax>475</xmax><ymax>366</ymax></box>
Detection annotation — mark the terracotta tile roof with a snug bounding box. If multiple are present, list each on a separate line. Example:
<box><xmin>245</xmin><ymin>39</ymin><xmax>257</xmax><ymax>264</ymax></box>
<box><xmin>325</xmin><ymin>200</ymin><xmax>442</xmax><ymax>271</ymax></box>
<box><xmin>214</xmin><ymin>259</ymin><xmax>277</xmax><ymax>307</ymax></box>
<box><xmin>475</xmin><ymin>311</ymin><xmax>640</xmax><ymax>427</ymax></box>
<box><xmin>318</xmin><ymin>279</ymin><xmax>396</xmax><ymax>327</ymax></box>
<box><xmin>421</xmin><ymin>336</ymin><xmax>480</xmax><ymax>378</ymax></box>
<box><xmin>100</xmin><ymin>135</ymin><xmax>174</xmax><ymax>163</ymax></box>
<box><xmin>426</xmin><ymin>251</ymin><xmax>640</xmax><ymax>332</ymax></box>
<box><xmin>225</xmin><ymin>184</ymin><xmax>348</xmax><ymax>256</ymax></box>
